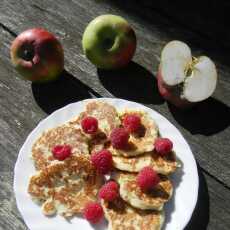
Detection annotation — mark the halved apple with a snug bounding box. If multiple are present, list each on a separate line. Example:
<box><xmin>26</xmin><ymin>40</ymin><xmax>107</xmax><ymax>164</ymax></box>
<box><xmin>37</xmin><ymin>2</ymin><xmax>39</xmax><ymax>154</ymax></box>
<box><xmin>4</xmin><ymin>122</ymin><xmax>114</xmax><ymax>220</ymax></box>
<box><xmin>157</xmin><ymin>40</ymin><xmax>217</xmax><ymax>108</ymax></box>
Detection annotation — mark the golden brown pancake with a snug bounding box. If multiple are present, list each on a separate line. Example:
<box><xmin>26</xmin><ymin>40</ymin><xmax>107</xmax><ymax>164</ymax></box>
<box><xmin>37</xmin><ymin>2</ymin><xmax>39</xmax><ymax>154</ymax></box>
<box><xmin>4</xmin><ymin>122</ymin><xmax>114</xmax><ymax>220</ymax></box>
<box><xmin>112</xmin><ymin>151</ymin><xmax>180</xmax><ymax>175</ymax></box>
<box><xmin>32</xmin><ymin>124</ymin><xmax>89</xmax><ymax>170</ymax></box>
<box><xmin>109</xmin><ymin>111</ymin><xmax>158</xmax><ymax>157</ymax></box>
<box><xmin>69</xmin><ymin>101</ymin><xmax>121</xmax><ymax>153</ymax></box>
<box><xmin>117</xmin><ymin>172</ymin><xmax>173</xmax><ymax>211</ymax></box>
<box><xmin>102</xmin><ymin>197</ymin><xmax>164</xmax><ymax>230</ymax></box>
<box><xmin>28</xmin><ymin>154</ymin><xmax>103</xmax><ymax>217</ymax></box>
<box><xmin>69</xmin><ymin>101</ymin><xmax>120</xmax><ymax>137</ymax></box>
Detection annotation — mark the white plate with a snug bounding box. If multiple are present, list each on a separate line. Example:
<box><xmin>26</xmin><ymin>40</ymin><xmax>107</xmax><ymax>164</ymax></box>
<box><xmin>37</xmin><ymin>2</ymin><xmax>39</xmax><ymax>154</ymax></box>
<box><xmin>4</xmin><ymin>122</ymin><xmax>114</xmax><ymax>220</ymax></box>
<box><xmin>14</xmin><ymin>98</ymin><xmax>198</xmax><ymax>230</ymax></box>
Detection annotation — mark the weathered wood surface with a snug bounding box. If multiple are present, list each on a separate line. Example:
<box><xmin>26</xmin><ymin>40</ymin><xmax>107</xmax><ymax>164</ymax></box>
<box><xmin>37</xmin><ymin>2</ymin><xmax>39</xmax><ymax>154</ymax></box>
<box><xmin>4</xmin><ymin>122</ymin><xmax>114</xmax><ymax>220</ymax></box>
<box><xmin>112</xmin><ymin>0</ymin><xmax>230</xmax><ymax>50</ymax></box>
<box><xmin>0</xmin><ymin>0</ymin><xmax>229</xmax><ymax>229</ymax></box>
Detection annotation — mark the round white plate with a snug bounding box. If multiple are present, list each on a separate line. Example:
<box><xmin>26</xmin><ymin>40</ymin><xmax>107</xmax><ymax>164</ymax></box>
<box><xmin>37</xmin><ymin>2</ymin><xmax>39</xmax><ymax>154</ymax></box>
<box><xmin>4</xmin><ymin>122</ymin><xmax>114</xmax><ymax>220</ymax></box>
<box><xmin>14</xmin><ymin>98</ymin><xmax>198</xmax><ymax>230</ymax></box>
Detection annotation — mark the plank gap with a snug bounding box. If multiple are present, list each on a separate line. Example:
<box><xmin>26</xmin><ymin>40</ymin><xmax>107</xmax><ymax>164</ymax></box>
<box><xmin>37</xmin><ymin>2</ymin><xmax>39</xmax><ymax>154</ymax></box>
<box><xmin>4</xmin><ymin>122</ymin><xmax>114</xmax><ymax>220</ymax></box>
<box><xmin>200</xmin><ymin>166</ymin><xmax>230</xmax><ymax>190</ymax></box>
<box><xmin>0</xmin><ymin>22</ymin><xmax>17</xmax><ymax>38</ymax></box>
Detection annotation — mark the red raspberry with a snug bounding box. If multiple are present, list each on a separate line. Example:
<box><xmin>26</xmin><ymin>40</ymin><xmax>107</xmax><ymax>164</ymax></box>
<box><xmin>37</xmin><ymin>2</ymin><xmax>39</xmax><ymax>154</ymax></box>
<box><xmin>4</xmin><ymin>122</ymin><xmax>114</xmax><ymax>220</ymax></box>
<box><xmin>51</xmin><ymin>145</ymin><xmax>72</xmax><ymax>160</ymax></box>
<box><xmin>81</xmin><ymin>116</ymin><xmax>98</xmax><ymax>134</ymax></box>
<box><xmin>83</xmin><ymin>202</ymin><xmax>103</xmax><ymax>223</ymax></box>
<box><xmin>154</xmin><ymin>138</ymin><xmax>173</xmax><ymax>156</ymax></box>
<box><xmin>99</xmin><ymin>181</ymin><xmax>119</xmax><ymax>201</ymax></box>
<box><xmin>91</xmin><ymin>149</ymin><xmax>113</xmax><ymax>174</ymax></box>
<box><xmin>137</xmin><ymin>167</ymin><xmax>160</xmax><ymax>191</ymax></box>
<box><xmin>110</xmin><ymin>128</ymin><xmax>129</xmax><ymax>149</ymax></box>
<box><xmin>122</xmin><ymin>114</ymin><xmax>141</xmax><ymax>133</ymax></box>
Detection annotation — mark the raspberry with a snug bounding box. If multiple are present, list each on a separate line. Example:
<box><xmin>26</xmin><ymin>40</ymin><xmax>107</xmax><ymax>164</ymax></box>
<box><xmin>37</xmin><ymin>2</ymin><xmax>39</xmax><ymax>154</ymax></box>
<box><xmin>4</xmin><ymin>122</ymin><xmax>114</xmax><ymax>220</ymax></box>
<box><xmin>122</xmin><ymin>114</ymin><xmax>141</xmax><ymax>133</ymax></box>
<box><xmin>91</xmin><ymin>149</ymin><xmax>113</xmax><ymax>174</ymax></box>
<box><xmin>99</xmin><ymin>181</ymin><xmax>119</xmax><ymax>201</ymax></box>
<box><xmin>81</xmin><ymin>116</ymin><xmax>98</xmax><ymax>134</ymax></box>
<box><xmin>137</xmin><ymin>167</ymin><xmax>160</xmax><ymax>191</ymax></box>
<box><xmin>110</xmin><ymin>128</ymin><xmax>129</xmax><ymax>149</ymax></box>
<box><xmin>154</xmin><ymin>138</ymin><xmax>173</xmax><ymax>156</ymax></box>
<box><xmin>51</xmin><ymin>145</ymin><xmax>72</xmax><ymax>160</ymax></box>
<box><xmin>83</xmin><ymin>202</ymin><xmax>103</xmax><ymax>223</ymax></box>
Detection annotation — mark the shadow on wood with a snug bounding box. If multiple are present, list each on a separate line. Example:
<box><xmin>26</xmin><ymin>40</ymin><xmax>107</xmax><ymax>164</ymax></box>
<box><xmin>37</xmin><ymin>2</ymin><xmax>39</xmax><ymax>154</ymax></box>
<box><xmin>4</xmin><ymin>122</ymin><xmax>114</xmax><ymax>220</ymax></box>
<box><xmin>185</xmin><ymin>164</ymin><xmax>209</xmax><ymax>230</ymax></box>
<box><xmin>168</xmin><ymin>98</ymin><xmax>230</xmax><ymax>136</ymax></box>
<box><xmin>108</xmin><ymin>0</ymin><xmax>230</xmax><ymax>67</ymax></box>
<box><xmin>31</xmin><ymin>70</ymin><xmax>101</xmax><ymax>114</ymax></box>
<box><xmin>98</xmin><ymin>61</ymin><xmax>164</xmax><ymax>104</ymax></box>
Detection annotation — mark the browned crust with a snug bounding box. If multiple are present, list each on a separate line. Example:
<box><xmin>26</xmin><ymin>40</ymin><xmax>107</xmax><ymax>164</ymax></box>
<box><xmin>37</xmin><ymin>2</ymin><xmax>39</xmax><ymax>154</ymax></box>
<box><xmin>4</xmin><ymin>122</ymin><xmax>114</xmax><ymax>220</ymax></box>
<box><xmin>28</xmin><ymin>155</ymin><xmax>103</xmax><ymax>217</ymax></box>
<box><xmin>110</xmin><ymin>111</ymin><xmax>158</xmax><ymax>157</ymax></box>
<box><xmin>120</xmin><ymin>173</ymin><xmax>173</xmax><ymax>206</ymax></box>
<box><xmin>102</xmin><ymin>197</ymin><xmax>163</xmax><ymax>230</ymax></box>
<box><xmin>32</xmin><ymin>124</ymin><xmax>89</xmax><ymax>170</ymax></box>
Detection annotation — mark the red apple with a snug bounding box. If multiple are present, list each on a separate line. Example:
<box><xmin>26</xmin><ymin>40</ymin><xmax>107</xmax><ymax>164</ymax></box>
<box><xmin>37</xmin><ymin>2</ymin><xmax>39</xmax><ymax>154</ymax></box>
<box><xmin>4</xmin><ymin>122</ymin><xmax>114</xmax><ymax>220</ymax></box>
<box><xmin>157</xmin><ymin>41</ymin><xmax>217</xmax><ymax>108</ymax></box>
<box><xmin>10</xmin><ymin>28</ymin><xmax>64</xmax><ymax>83</ymax></box>
<box><xmin>157</xmin><ymin>67</ymin><xmax>193</xmax><ymax>108</ymax></box>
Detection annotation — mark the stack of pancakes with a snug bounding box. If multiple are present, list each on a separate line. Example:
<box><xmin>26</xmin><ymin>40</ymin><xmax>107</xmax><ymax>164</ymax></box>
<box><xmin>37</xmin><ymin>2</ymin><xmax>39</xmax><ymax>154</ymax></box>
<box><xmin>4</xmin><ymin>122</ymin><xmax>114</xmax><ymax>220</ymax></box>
<box><xmin>27</xmin><ymin>101</ymin><xmax>180</xmax><ymax>229</ymax></box>
<box><xmin>101</xmin><ymin>108</ymin><xmax>180</xmax><ymax>230</ymax></box>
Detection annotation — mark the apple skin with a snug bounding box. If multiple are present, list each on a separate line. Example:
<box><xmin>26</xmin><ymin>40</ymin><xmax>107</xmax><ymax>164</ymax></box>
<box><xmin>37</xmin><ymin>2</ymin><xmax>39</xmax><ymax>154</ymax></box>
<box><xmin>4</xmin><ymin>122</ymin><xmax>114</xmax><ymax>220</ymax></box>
<box><xmin>82</xmin><ymin>15</ymin><xmax>136</xmax><ymax>69</ymax></box>
<box><xmin>157</xmin><ymin>68</ymin><xmax>194</xmax><ymax>108</ymax></box>
<box><xmin>10</xmin><ymin>28</ymin><xmax>64</xmax><ymax>83</ymax></box>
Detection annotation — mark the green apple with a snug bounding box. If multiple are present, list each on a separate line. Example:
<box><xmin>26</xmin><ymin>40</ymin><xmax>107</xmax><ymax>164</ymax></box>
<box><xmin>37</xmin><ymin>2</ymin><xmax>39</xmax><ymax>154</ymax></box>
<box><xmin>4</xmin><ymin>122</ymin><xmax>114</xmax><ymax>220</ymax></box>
<box><xmin>10</xmin><ymin>28</ymin><xmax>64</xmax><ymax>83</ymax></box>
<box><xmin>82</xmin><ymin>14</ymin><xmax>136</xmax><ymax>69</ymax></box>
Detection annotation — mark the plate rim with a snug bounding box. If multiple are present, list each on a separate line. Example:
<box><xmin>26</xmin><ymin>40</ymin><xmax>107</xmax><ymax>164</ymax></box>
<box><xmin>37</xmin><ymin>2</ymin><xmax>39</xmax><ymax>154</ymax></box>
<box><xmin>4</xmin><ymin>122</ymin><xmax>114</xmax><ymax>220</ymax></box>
<box><xmin>14</xmin><ymin>97</ymin><xmax>199</xmax><ymax>230</ymax></box>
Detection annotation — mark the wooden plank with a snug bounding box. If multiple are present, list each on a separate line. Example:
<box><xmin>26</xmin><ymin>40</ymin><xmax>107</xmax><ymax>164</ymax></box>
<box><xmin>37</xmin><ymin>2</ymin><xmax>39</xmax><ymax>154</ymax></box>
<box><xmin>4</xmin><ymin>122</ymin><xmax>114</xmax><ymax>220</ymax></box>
<box><xmin>0</xmin><ymin>25</ymin><xmax>229</xmax><ymax>229</ymax></box>
<box><xmin>0</xmin><ymin>22</ymin><xmax>230</xmax><ymax>230</ymax></box>
<box><xmin>110</xmin><ymin>0</ymin><xmax>230</xmax><ymax>49</ymax></box>
<box><xmin>0</xmin><ymin>0</ymin><xmax>230</xmax><ymax>186</ymax></box>
<box><xmin>0</xmin><ymin>28</ymin><xmax>40</xmax><ymax>230</ymax></box>
<box><xmin>186</xmin><ymin>166</ymin><xmax>230</xmax><ymax>230</ymax></box>
<box><xmin>0</xmin><ymin>173</ymin><xmax>26</xmax><ymax>230</ymax></box>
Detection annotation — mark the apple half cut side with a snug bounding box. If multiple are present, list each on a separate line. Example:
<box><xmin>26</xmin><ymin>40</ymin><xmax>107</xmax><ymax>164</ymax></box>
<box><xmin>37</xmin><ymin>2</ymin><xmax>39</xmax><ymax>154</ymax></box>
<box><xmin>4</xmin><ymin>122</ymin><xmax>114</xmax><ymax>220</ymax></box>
<box><xmin>157</xmin><ymin>40</ymin><xmax>217</xmax><ymax>108</ymax></box>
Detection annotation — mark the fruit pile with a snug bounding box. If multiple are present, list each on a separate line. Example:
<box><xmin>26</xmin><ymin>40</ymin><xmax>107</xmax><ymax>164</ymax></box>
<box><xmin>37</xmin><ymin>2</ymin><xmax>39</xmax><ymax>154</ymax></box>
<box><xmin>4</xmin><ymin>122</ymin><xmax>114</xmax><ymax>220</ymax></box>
<box><xmin>10</xmin><ymin>14</ymin><xmax>217</xmax><ymax>108</ymax></box>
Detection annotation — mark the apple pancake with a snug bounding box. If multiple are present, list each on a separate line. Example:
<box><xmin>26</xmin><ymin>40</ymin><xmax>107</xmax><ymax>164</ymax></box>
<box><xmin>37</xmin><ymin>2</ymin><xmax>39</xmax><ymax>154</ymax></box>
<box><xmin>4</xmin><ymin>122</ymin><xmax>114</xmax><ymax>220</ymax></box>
<box><xmin>69</xmin><ymin>101</ymin><xmax>121</xmax><ymax>153</ymax></box>
<box><xmin>102</xmin><ymin>198</ymin><xmax>164</xmax><ymax>230</ymax></box>
<box><xmin>117</xmin><ymin>172</ymin><xmax>173</xmax><ymax>211</ymax></box>
<box><xmin>109</xmin><ymin>111</ymin><xmax>158</xmax><ymax>157</ymax></box>
<box><xmin>32</xmin><ymin>123</ymin><xmax>89</xmax><ymax>170</ymax></box>
<box><xmin>28</xmin><ymin>154</ymin><xmax>103</xmax><ymax>217</ymax></box>
<box><xmin>112</xmin><ymin>151</ymin><xmax>180</xmax><ymax>175</ymax></box>
<box><xmin>69</xmin><ymin>101</ymin><xmax>120</xmax><ymax>138</ymax></box>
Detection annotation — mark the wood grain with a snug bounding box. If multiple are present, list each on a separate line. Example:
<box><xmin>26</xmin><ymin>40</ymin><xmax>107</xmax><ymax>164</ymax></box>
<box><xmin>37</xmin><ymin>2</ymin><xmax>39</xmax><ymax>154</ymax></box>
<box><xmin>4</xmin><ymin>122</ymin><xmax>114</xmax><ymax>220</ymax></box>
<box><xmin>0</xmin><ymin>0</ymin><xmax>229</xmax><ymax>186</ymax></box>
<box><xmin>119</xmin><ymin>0</ymin><xmax>230</xmax><ymax>50</ymax></box>
<box><xmin>0</xmin><ymin>0</ymin><xmax>229</xmax><ymax>229</ymax></box>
